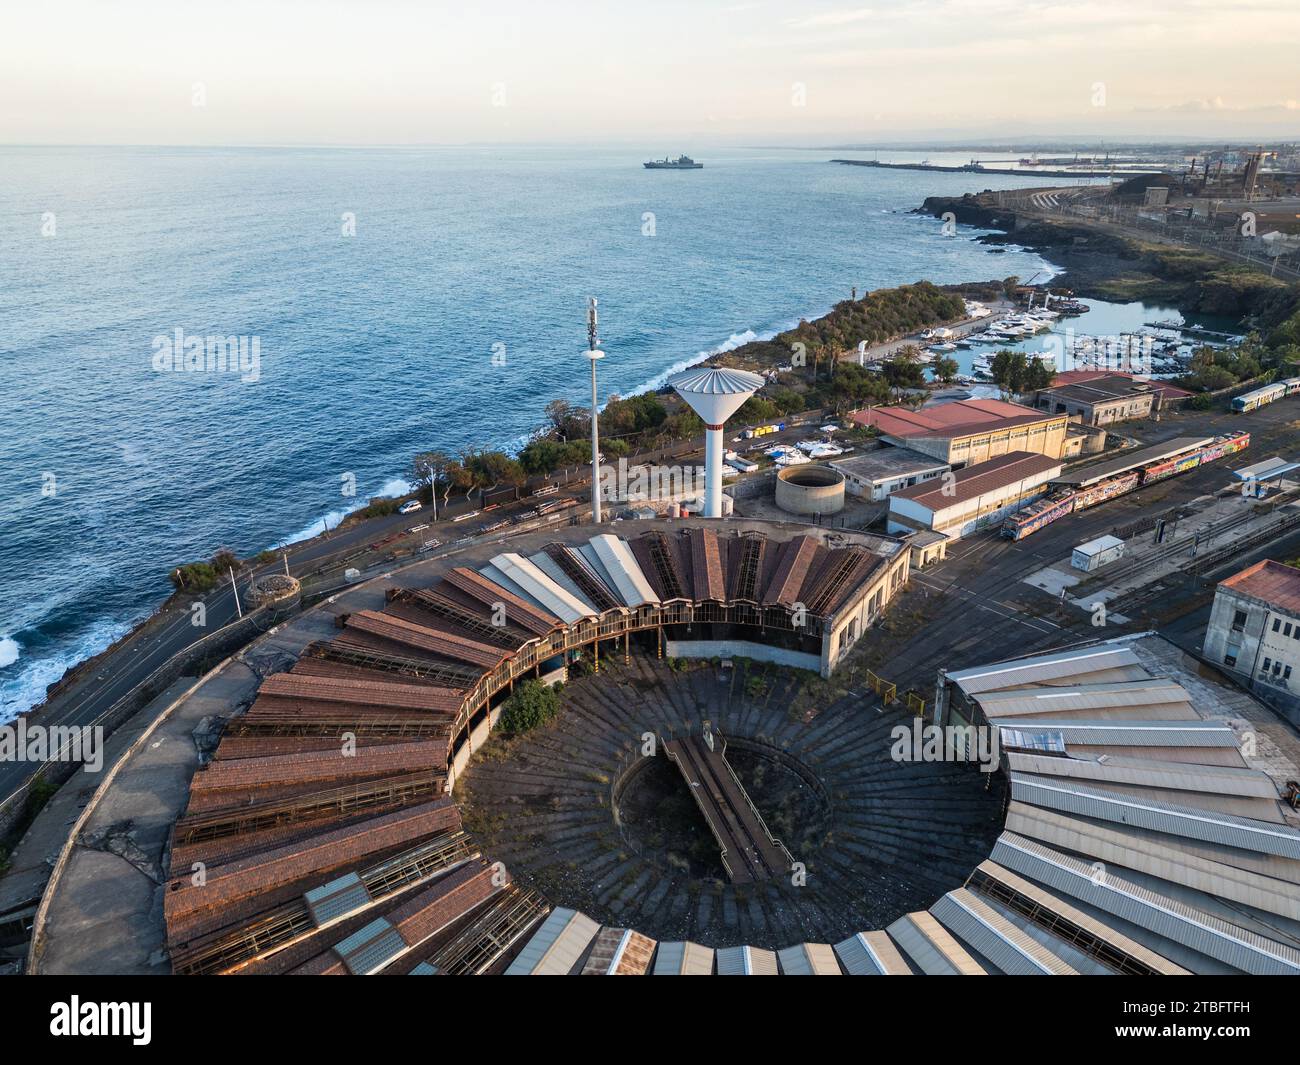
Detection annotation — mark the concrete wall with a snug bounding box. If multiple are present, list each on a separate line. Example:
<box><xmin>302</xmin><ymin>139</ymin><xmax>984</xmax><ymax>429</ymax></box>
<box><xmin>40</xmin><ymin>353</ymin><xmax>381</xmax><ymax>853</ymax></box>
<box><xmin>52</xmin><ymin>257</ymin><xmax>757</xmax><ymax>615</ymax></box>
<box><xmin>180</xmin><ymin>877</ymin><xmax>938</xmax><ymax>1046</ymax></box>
<box><xmin>775</xmin><ymin>465</ymin><xmax>845</xmax><ymax>516</ymax></box>
<box><xmin>928</xmin><ymin>415</ymin><xmax>1068</xmax><ymax>467</ymax></box>
<box><xmin>823</xmin><ymin>547</ymin><xmax>912</xmax><ymax>673</ymax></box>
<box><xmin>887</xmin><ymin>466</ymin><xmax>1059</xmax><ymax>540</ymax></box>
<box><xmin>664</xmin><ymin>639</ymin><xmax>822</xmax><ymax>675</ymax></box>
<box><xmin>1203</xmin><ymin>587</ymin><xmax>1300</xmax><ymax>717</ymax></box>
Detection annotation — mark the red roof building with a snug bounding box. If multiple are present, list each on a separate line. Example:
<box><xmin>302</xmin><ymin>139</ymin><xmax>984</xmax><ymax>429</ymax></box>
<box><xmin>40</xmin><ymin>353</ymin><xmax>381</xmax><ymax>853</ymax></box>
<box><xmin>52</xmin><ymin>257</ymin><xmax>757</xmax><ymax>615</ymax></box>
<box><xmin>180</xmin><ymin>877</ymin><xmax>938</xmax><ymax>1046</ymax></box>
<box><xmin>849</xmin><ymin>399</ymin><xmax>1068</xmax><ymax>466</ymax></box>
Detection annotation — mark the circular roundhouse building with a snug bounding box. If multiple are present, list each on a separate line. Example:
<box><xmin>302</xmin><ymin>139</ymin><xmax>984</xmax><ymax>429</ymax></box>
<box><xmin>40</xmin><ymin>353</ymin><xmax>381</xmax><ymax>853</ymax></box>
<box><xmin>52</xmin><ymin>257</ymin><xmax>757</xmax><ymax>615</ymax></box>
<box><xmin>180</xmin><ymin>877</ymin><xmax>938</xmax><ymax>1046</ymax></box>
<box><xmin>27</xmin><ymin>516</ymin><xmax>1300</xmax><ymax>977</ymax></box>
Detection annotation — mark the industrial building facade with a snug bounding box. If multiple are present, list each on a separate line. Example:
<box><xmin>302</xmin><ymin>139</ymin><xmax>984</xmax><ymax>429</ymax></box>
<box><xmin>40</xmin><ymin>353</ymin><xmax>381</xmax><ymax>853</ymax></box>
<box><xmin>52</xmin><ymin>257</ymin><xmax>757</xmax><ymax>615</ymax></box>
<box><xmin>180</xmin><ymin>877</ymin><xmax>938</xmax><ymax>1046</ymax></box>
<box><xmin>886</xmin><ymin>451</ymin><xmax>1063</xmax><ymax>540</ymax></box>
<box><xmin>1033</xmin><ymin>374</ymin><xmax>1163</xmax><ymax>426</ymax></box>
<box><xmin>829</xmin><ymin>445</ymin><xmax>951</xmax><ymax>500</ymax></box>
<box><xmin>1203</xmin><ymin>559</ymin><xmax>1300</xmax><ymax>721</ymax></box>
<box><xmin>850</xmin><ymin>398</ymin><xmax>1068</xmax><ymax>468</ymax></box>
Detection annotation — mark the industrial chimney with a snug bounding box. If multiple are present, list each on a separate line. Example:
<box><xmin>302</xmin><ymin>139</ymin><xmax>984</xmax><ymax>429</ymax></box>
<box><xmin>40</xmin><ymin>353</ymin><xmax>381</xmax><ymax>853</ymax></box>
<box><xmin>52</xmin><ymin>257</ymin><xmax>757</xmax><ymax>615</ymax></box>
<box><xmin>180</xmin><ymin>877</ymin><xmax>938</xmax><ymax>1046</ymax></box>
<box><xmin>668</xmin><ymin>365</ymin><xmax>765</xmax><ymax>518</ymax></box>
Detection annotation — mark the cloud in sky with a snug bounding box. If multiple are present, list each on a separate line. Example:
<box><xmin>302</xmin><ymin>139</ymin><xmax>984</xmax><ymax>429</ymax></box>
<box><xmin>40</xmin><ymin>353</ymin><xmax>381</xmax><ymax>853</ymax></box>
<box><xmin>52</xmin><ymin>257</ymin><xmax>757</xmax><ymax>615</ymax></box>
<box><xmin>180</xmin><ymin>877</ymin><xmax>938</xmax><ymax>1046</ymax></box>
<box><xmin>1</xmin><ymin>0</ymin><xmax>1297</xmax><ymax>144</ymax></box>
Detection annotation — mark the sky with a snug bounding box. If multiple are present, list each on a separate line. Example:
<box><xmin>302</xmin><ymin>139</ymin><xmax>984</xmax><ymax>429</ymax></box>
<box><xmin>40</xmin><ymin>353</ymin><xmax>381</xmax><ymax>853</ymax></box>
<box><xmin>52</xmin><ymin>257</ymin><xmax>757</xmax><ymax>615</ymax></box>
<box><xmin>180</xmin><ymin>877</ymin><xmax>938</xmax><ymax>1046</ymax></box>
<box><xmin>2</xmin><ymin>0</ymin><xmax>1298</xmax><ymax>145</ymax></box>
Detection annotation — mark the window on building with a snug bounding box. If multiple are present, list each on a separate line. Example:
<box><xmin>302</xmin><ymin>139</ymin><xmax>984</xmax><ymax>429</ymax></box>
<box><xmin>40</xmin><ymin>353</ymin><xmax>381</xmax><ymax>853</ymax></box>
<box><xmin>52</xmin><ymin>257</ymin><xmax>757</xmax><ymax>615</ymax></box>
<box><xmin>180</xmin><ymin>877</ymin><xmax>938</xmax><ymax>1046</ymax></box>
<box><xmin>1273</xmin><ymin>618</ymin><xmax>1281</xmax><ymax>632</ymax></box>
<box><xmin>1232</xmin><ymin>609</ymin><xmax>1248</xmax><ymax>632</ymax></box>
<box><xmin>1285</xmin><ymin>665</ymin><xmax>1293</xmax><ymax>681</ymax></box>
<box><xmin>1274</xmin><ymin>661</ymin><xmax>1283</xmax><ymax>676</ymax></box>
<box><xmin>1224</xmin><ymin>652</ymin><xmax>1238</xmax><ymax>667</ymax></box>
<box><xmin>1286</xmin><ymin>622</ymin><xmax>1294</xmax><ymax>637</ymax></box>
<box><xmin>1262</xmin><ymin>658</ymin><xmax>1272</xmax><ymax>674</ymax></box>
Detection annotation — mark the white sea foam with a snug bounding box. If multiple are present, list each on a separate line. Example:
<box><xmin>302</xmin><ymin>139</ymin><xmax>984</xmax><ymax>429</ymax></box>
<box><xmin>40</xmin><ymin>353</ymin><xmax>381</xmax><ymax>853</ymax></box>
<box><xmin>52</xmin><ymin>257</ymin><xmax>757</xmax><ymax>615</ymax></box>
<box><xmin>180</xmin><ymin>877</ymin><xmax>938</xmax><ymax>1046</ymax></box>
<box><xmin>274</xmin><ymin>475</ymin><xmax>414</xmax><ymax>548</ymax></box>
<box><xmin>0</xmin><ymin>619</ymin><xmax>133</xmax><ymax>726</ymax></box>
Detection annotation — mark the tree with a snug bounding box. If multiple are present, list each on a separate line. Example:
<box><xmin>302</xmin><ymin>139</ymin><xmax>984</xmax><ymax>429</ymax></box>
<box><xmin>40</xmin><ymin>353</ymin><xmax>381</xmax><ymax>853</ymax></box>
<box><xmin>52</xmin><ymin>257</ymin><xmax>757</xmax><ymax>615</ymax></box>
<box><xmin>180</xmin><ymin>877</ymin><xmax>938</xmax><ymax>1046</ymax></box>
<box><xmin>409</xmin><ymin>449</ymin><xmax>454</xmax><ymax>505</ymax></box>
<box><xmin>462</xmin><ymin>450</ymin><xmax>525</xmax><ymax>500</ymax></box>
<box><xmin>545</xmin><ymin>399</ymin><xmax>574</xmax><ymax>437</ymax></box>
<box><xmin>1024</xmin><ymin>359</ymin><xmax>1055</xmax><ymax>392</ymax></box>
<box><xmin>933</xmin><ymin>355</ymin><xmax>959</xmax><ymax>383</ymax></box>
<box><xmin>880</xmin><ymin>349</ymin><xmax>926</xmax><ymax>390</ymax></box>
<box><xmin>441</xmin><ymin>459</ymin><xmax>473</xmax><ymax>508</ymax></box>
<box><xmin>737</xmin><ymin>395</ymin><xmax>779</xmax><ymax>423</ymax></box>
<box><xmin>990</xmin><ymin>349</ymin><xmax>1030</xmax><ymax>393</ymax></box>
<box><xmin>498</xmin><ymin>680</ymin><xmax>561</xmax><ymax>734</ymax></box>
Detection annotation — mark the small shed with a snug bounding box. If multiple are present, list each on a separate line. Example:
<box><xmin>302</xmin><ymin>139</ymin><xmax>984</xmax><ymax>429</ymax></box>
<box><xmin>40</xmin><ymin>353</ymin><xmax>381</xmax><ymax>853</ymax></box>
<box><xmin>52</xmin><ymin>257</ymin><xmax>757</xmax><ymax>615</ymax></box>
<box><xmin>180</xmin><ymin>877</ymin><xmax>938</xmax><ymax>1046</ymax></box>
<box><xmin>1071</xmin><ymin>534</ymin><xmax>1125</xmax><ymax>572</ymax></box>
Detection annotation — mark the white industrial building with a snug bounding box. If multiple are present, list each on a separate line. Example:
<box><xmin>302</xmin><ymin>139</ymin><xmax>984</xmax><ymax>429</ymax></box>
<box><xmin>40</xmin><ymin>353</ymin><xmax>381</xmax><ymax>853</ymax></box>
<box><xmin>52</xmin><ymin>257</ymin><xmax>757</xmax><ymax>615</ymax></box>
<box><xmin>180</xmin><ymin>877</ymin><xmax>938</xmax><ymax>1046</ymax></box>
<box><xmin>830</xmin><ymin>445</ymin><xmax>950</xmax><ymax>501</ymax></box>
<box><xmin>886</xmin><ymin>451</ymin><xmax>1062</xmax><ymax>540</ymax></box>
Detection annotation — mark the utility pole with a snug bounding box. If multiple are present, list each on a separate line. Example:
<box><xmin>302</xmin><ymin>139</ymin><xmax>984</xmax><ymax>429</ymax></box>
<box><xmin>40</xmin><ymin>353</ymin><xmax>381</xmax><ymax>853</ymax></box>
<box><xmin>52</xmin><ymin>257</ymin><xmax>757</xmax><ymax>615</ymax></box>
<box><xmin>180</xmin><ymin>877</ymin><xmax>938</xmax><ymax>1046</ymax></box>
<box><xmin>228</xmin><ymin>566</ymin><xmax>243</xmax><ymax>619</ymax></box>
<box><xmin>585</xmin><ymin>297</ymin><xmax>605</xmax><ymax>524</ymax></box>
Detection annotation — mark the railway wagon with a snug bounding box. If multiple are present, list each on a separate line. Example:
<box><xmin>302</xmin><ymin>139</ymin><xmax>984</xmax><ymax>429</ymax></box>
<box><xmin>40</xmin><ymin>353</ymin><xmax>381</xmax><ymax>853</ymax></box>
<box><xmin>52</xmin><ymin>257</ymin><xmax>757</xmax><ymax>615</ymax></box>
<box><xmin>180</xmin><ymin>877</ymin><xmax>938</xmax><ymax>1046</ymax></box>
<box><xmin>1232</xmin><ymin>379</ymin><xmax>1300</xmax><ymax>413</ymax></box>
<box><xmin>1003</xmin><ymin>431</ymin><xmax>1250</xmax><ymax>540</ymax></box>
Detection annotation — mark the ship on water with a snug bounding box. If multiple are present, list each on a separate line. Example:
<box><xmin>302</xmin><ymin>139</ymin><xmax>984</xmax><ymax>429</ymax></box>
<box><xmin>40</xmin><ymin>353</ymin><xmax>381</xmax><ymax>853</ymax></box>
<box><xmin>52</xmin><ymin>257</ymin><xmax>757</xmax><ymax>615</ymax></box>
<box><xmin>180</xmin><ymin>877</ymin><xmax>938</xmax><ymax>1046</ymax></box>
<box><xmin>644</xmin><ymin>154</ymin><xmax>703</xmax><ymax>169</ymax></box>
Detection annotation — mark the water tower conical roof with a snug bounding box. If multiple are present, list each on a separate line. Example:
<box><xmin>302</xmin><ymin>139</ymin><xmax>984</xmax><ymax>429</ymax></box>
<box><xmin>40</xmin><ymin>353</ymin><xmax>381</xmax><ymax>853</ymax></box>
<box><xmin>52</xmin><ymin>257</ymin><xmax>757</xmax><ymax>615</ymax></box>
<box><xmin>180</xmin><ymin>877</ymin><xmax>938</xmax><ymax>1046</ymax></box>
<box><xmin>668</xmin><ymin>365</ymin><xmax>766</xmax><ymax>425</ymax></box>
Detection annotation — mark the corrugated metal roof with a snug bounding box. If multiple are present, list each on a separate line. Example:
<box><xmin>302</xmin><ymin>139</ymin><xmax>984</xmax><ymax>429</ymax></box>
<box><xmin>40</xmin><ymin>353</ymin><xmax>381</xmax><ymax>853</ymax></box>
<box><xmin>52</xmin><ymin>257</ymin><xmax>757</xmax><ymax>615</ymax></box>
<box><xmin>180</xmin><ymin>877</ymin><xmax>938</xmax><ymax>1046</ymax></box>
<box><xmin>947</xmin><ymin>645</ymin><xmax>1144</xmax><ymax>694</ymax></box>
<box><xmin>833</xmin><ymin>931</ymin><xmax>913</xmax><ymax>975</ymax></box>
<box><xmin>589</xmin><ymin>535</ymin><xmax>660</xmax><ymax>607</ymax></box>
<box><xmin>776</xmin><ymin>943</ymin><xmax>842</xmax><ymax>975</ymax></box>
<box><xmin>885</xmin><ymin>912</ymin><xmax>988</xmax><ymax>975</ymax></box>
<box><xmin>504</xmin><ymin>907</ymin><xmax>600</xmax><ymax>975</ymax></box>
<box><xmin>335</xmin><ymin>917</ymin><xmax>407</xmax><ymax>976</ymax></box>
<box><xmin>995</xmin><ymin>719</ymin><xmax>1240</xmax><ymax>748</ymax></box>
<box><xmin>653</xmin><ymin>941</ymin><xmax>715</xmax><ymax>975</ymax></box>
<box><xmin>580</xmin><ymin>927</ymin><xmax>657</xmax><ymax>975</ymax></box>
<box><xmin>1006</xmin><ymin>752</ymin><xmax>1278</xmax><ymax>799</ymax></box>
<box><xmin>991</xmin><ymin>833</ymin><xmax>1300</xmax><ymax>975</ymax></box>
<box><xmin>977</xmin><ymin>679</ymin><xmax>1194</xmax><ymax>720</ymax></box>
<box><xmin>488</xmin><ymin>553</ymin><xmax>595</xmax><ymax>625</ymax></box>
<box><xmin>304</xmin><ymin>871</ymin><xmax>372</xmax><ymax>928</ymax></box>
<box><xmin>930</xmin><ymin>888</ymin><xmax>1078</xmax><ymax>975</ymax></box>
<box><xmin>1010</xmin><ymin>774</ymin><xmax>1300</xmax><ymax>860</ymax></box>
<box><xmin>527</xmin><ymin>550</ymin><xmax>602</xmax><ymax>615</ymax></box>
<box><xmin>891</xmin><ymin>451</ymin><xmax>1061</xmax><ymax>511</ymax></box>
<box><xmin>715</xmin><ymin>945</ymin><xmax>778</xmax><ymax>976</ymax></box>
<box><xmin>1004</xmin><ymin>803</ymin><xmax>1300</xmax><ymax>922</ymax></box>
<box><xmin>971</xmin><ymin>860</ymin><xmax>1188</xmax><ymax>975</ymax></box>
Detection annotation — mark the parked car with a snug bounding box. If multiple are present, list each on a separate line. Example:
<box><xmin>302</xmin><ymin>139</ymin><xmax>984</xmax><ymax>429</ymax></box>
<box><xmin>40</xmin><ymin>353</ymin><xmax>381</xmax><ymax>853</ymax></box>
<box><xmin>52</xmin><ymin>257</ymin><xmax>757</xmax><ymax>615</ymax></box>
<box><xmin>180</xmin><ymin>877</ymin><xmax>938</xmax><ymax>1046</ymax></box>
<box><xmin>398</xmin><ymin>499</ymin><xmax>423</xmax><ymax>515</ymax></box>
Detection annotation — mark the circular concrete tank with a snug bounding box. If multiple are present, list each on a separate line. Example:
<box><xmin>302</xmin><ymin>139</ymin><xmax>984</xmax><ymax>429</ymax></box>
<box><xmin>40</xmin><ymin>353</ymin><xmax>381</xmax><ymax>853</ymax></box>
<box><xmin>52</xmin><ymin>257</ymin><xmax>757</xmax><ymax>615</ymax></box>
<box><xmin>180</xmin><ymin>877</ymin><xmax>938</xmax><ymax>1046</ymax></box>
<box><xmin>775</xmin><ymin>464</ymin><xmax>845</xmax><ymax>516</ymax></box>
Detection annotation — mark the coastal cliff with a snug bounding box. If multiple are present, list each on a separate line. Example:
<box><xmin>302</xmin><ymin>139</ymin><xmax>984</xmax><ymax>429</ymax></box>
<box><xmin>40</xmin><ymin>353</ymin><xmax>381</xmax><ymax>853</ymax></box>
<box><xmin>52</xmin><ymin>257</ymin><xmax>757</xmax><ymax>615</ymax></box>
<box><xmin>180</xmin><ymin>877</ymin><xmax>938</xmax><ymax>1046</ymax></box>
<box><xmin>918</xmin><ymin>193</ymin><xmax>1298</xmax><ymax>329</ymax></box>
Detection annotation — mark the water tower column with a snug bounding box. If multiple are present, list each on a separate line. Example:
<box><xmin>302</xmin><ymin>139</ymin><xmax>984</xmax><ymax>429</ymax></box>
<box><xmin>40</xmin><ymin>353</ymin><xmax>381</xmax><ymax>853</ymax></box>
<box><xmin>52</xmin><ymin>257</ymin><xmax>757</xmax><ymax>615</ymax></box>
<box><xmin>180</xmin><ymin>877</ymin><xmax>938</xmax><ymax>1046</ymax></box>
<box><xmin>704</xmin><ymin>423</ymin><xmax>724</xmax><ymax>518</ymax></box>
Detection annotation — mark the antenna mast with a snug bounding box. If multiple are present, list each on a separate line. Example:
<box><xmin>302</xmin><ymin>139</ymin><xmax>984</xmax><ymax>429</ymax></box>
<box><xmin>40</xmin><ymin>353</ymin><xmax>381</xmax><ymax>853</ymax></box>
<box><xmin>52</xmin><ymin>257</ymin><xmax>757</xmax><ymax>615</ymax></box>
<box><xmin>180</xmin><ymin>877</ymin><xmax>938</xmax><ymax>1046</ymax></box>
<box><xmin>585</xmin><ymin>297</ymin><xmax>605</xmax><ymax>524</ymax></box>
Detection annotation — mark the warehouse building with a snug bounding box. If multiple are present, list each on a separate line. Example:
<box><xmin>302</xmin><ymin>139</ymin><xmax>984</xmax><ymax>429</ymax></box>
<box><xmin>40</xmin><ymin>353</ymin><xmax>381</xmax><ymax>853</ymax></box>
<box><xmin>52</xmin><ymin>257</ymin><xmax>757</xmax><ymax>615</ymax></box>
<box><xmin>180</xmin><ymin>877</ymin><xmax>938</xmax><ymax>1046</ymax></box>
<box><xmin>849</xmin><ymin>398</ymin><xmax>1068</xmax><ymax>468</ymax></box>
<box><xmin>1032</xmin><ymin>374</ymin><xmax>1163</xmax><ymax>425</ymax></box>
<box><xmin>886</xmin><ymin>451</ymin><xmax>1062</xmax><ymax>540</ymax></box>
<box><xmin>1202</xmin><ymin>559</ymin><xmax>1300</xmax><ymax>722</ymax></box>
<box><xmin>929</xmin><ymin>634</ymin><xmax>1300</xmax><ymax>976</ymax></box>
<box><xmin>829</xmin><ymin>444</ymin><xmax>950</xmax><ymax>501</ymax></box>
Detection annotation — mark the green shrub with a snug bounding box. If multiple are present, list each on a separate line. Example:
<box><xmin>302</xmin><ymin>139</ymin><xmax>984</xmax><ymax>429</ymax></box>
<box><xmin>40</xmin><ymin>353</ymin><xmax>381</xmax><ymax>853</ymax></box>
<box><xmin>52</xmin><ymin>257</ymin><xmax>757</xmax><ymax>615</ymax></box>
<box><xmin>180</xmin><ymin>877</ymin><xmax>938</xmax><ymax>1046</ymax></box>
<box><xmin>498</xmin><ymin>681</ymin><xmax>561</xmax><ymax>735</ymax></box>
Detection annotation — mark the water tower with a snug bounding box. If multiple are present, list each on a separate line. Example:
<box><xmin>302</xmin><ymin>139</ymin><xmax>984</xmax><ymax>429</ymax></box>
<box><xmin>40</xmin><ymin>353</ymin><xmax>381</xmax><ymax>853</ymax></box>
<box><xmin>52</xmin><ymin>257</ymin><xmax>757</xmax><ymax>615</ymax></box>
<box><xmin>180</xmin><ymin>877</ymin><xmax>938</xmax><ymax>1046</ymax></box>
<box><xmin>668</xmin><ymin>365</ymin><xmax>765</xmax><ymax>518</ymax></box>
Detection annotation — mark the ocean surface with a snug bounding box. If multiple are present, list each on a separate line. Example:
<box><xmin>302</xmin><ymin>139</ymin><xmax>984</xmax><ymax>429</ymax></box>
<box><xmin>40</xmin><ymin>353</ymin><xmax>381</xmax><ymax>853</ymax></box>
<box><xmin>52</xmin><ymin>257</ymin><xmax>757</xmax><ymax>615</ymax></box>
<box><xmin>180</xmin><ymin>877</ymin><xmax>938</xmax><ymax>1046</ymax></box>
<box><xmin>0</xmin><ymin>145</ymin><xmax>1058</xmax><ymax>723</ymax></box>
